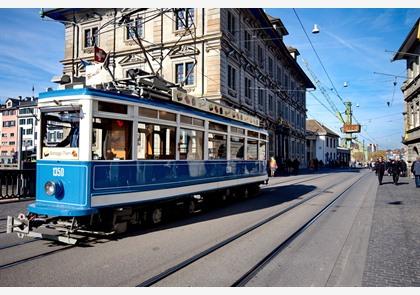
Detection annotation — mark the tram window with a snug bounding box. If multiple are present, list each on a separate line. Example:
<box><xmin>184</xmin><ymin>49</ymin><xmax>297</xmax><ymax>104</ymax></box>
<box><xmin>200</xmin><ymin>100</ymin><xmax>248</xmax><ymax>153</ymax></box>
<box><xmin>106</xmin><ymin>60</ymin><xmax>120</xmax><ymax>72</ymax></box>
<box><xmin>230</xmin><ymin>136</ymin><xmax>244</xmax><ymax>160</ymax></box>
<box><xmin>247</xmin><ymin>130</ymin><xmax>258</xmax><ymax>138</ymax></box>
<box><xmin>41</xmin><ymin>110</ymin><xmax>80</xmax><ymax>159</ymax></box>
<box><xmin>208</xmin><ymin>133</ymin><xmax>227</xmax><ymax>160</ymax></box>
<box><xmin>92</xmin><ymin>117</ymin><xmax>132</xmax><ymax>160</ymax></box>
<box><xmin>159</xmin><ymin>110</ymin><xmax>176</xmax><ymax>122</ymax></box>
<box><xmin>259</xmin><ymin>141</ymin><xmax>267</xmax><ymax>161</ymax></box>
<box><xmin>137</xmin><ymin>122</ymin><xmax>175</xmax><ymax>160</ymax></box>
<box><xmin>231</xmin><ymin>126</ymin><xmax>245</xmax><ymax>135</ymax></box>
<box><xmin>180</xmin><ymin>115</ymin><xmax>192</xmax><ymax>125</ymax></box>
<box><xmin>139</xmin><ymin>108</ymin><xmax>158</xmax><ymax>119</ymax></box>
<box><xmin>209</xmin><ymin>122</ymin><xmax>227</xmax><ymax>132</ymax></box>
<box><xmin>193</xmin><ymin>118</ymin><xmax>204</xmax><ymax>127</ymax></box>
<box><xmin>247</xmin><ymin>139</ymin><xmax>258</xmax><ymax>160</ymax></box>
<box><xmin>179</xmin><ymin>128</ymin><xmax>204</xmax><ymax>160</ymax></box>
<box><xmin>260</xmin><ymin>134</ymin><xmax>267</xmax><ymax>140</ymax></box>
<box><xmin>98</xmin><ymin>101</ymin><xmax>127</xmax><ymax>114</ymax></box>
<box><xmin>181</xmin><ymin>115</ymin><xmax>204</xmax><ymax>127</ymax></box>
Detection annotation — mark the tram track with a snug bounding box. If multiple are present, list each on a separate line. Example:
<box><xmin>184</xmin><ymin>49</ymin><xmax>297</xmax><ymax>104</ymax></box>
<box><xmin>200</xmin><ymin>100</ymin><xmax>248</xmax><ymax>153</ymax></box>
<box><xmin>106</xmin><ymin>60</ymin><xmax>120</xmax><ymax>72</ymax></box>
<box><xmin>137</xmin><ymin>172</ymin><xmax>364</xmax><ymax>286</ymax></box>
<box><xmin>232</xmin><ymin>173</ymin><xmax>365</xmax><ymax>286</ymax></box>
<box><xmin>0</xmin><ymin>245</ymin><xmax>75</xmax><ymax>270</ymax></box>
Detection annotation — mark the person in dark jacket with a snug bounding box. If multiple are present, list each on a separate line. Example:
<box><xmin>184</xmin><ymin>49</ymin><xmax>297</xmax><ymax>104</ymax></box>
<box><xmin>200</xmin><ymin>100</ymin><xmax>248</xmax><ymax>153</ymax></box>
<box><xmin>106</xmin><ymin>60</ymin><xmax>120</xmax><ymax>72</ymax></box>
<box><xmin>389</xmin><ymin>159</ymin><xmax>403</xmax><ymax>185</ymax></box>
<box><xmin>411</xmin><ymin>157</ymin><xmax>420</xmax><ymax>188</ymax></box>
<box><xmin>375</xmin><ymin>157</ymin><xmax>386</xmax><ymax>185</ymax></box>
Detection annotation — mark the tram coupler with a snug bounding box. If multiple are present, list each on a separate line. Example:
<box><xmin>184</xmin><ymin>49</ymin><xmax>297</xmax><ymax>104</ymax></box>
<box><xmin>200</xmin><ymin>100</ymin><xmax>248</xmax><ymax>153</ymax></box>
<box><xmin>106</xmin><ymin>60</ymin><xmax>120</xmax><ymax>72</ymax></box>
<box><xmin>6</xmin><ymin>214</ymin><xmax>79</xmax><ymax>244</ymax></box>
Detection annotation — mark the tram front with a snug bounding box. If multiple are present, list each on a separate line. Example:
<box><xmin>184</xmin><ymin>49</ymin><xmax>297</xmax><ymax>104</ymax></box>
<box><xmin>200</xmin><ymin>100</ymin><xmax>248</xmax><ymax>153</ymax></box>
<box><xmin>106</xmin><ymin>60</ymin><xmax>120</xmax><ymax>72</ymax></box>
<box><xmin>7</xmin><ymin>93</ymin><xmax>96</xmax><ymax>243</ymax></box>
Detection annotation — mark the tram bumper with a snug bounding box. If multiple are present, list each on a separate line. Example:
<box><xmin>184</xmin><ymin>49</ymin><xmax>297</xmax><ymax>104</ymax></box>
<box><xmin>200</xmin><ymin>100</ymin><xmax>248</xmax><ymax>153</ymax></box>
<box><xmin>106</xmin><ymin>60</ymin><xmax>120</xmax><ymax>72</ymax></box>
<box><xmin>6</xmin><ymin>214</ymin><xmax>79</xmax><ymax>245</ymax></box>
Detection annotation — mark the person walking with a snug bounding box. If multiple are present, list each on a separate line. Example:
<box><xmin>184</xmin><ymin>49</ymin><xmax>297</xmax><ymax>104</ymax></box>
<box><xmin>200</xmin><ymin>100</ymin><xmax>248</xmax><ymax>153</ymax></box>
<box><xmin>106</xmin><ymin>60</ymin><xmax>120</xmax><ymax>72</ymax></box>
<box><xmin>375</xmin><ymin>157</ymin><xmax>386</xmax><ymax>185</ymax></box>
<box><xmin>269</xmin><ymin>157</ymin><xmax>278</xmax><ymax>177</ymax></box>
<box><xmin>389</xmin><ymin>159</ymin><xmax>402</xmax><ymax>185</ymax></box>
<box><xmin>411</xmin><ymin>157</ymin><xmax>420</xmax><ymax>188</ymax></box>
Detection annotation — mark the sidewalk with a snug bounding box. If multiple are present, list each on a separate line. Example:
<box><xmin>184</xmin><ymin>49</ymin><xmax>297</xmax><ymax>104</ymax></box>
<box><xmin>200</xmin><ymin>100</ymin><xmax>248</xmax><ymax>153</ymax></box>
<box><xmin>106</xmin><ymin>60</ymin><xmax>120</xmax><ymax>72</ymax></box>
<box><xmin>362</xmin><ymin>175</ymin><xmax>420</xmax><ymax>286</ymax></box>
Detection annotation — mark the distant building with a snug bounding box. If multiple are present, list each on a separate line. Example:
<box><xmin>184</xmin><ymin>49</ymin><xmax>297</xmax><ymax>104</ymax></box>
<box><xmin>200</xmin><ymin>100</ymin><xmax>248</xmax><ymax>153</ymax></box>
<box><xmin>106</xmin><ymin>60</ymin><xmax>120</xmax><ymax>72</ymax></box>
<box><xmin>17</xmin><ymin>97</ymin><xmax>38</xmax><ymax>161</ymax></box>
<box><xmin>306</xmin><ymin>119</ymin><xmax>340</xmax><ymax>165</ymax></box>
<box><xmin>0</xmin><ymin>99</ymin><xmax>20</xmax><ymax>164</ymax></box>
<box><xmin>368</xmin><ymin>143</ymin><xmax>378</xmax><ymax>153</ymax></box>
<box><xmin>392</xmin><ymin>17</ymin><xmax>420</xmax><ymax>168</ymax></box>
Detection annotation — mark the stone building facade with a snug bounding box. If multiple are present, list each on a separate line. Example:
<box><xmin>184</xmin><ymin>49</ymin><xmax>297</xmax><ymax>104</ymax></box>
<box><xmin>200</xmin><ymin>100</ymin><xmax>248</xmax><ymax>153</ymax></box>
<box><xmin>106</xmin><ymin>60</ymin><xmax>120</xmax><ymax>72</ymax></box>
<box><xmin>393</xmin><ymin>18</ymin><xmax>420</xmax><ymax>169</ymax></box>
<box><xmin>44</xmin><ymin>8</ymin><xmax>314</xmax><ymax>165</ymax></box>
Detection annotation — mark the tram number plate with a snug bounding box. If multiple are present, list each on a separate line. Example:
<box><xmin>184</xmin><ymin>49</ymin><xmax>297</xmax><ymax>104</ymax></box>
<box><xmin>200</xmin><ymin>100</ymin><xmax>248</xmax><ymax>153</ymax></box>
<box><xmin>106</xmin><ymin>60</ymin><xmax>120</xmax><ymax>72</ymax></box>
<box><xmin>53</xmin><ymin>167</ymin><xmax>65</xmax><ymax>177</ymax></box>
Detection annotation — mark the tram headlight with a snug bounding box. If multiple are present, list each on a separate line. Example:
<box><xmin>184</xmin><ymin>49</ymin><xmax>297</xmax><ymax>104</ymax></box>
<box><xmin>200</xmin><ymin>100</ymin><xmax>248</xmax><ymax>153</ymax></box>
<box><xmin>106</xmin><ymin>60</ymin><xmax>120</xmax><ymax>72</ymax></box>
<box><xmin>44</xmin><ymin>181</ymin><xmax>63</xmax><ymax>197</ymax></box>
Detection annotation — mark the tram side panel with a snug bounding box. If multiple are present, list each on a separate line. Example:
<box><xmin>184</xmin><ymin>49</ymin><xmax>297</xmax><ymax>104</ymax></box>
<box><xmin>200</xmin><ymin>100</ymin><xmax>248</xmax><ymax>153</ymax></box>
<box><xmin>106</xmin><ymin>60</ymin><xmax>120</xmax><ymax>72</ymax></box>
<box><xmin>90</xmin><ymin>160</ymin><xmax>267</xmax><ymax>208</ymax></box>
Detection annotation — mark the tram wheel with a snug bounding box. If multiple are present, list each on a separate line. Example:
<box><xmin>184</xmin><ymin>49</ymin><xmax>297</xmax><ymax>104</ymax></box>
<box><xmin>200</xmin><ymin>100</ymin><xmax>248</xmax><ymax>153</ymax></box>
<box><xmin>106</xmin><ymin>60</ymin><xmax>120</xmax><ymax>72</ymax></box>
<box><xmin>145</xmin><ymin>207</ymin><xmax>163</xmax><ymax>225</ymax></box>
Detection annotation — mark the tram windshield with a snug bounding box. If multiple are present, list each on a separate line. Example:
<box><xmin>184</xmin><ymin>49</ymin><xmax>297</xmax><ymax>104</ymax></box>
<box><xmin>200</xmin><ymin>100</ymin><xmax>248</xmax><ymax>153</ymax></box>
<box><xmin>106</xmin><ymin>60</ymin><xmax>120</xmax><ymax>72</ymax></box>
<box><xmin>41</xmin><ymin>110</ymin><xmax>80</xmax><ymax>160</ymax></box>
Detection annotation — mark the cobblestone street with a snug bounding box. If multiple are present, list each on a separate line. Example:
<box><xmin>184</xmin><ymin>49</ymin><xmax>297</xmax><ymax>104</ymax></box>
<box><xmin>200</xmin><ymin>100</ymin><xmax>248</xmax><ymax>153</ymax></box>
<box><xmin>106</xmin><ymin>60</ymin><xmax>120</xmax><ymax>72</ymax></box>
<box><xmin>363</xmin><ymin>175</ymin><xmax>420</xmax><ymax>286</ymax></box>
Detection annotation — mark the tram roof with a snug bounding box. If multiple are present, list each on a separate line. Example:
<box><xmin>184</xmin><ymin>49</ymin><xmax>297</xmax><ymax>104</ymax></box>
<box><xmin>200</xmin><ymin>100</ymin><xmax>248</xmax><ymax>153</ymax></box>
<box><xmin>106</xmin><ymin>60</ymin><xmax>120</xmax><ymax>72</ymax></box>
<box><xmin>39</xmin><ymin>88</ymin><xmax>267</xmax><ymax>133</ymax></box>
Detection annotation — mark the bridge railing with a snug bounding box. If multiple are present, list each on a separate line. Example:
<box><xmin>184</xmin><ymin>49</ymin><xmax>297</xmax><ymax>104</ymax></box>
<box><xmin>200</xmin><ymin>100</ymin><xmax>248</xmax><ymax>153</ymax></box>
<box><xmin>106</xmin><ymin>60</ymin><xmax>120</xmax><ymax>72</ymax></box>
<box><xmin>0</xmin><ymin>163</ymin><xmax>36</xmax><ymax>201</ymax></box>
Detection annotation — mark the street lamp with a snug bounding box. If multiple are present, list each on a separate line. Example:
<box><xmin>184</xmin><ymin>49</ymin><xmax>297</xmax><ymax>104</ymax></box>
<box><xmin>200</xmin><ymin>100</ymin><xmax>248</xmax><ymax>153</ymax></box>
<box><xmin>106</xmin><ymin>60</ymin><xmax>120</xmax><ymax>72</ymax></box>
<box><xmin>312</xmin><ymin>24</ymin><xmax>320</xmax><ymax>34</ymax></box>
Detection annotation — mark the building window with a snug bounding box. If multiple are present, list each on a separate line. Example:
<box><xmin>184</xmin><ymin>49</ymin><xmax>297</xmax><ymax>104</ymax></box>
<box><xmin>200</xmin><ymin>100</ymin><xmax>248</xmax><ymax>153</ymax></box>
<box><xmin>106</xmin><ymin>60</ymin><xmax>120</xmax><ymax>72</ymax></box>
<box><xmin>227</xmin><ymin>11</ymin><xmax>236</xmax><ymax>36</ymax></box>
<box><xmin>245</xmin><ymin>77</ymin><xmax>252</xmax><ymax>101</ymax></box>
<box><xmin>19</xmin><ymin>119</ymin><xmax>26</xmax><ymax>125</ymax></box>
<box><xmin>244</xmin><ymin>30</ymin><xmax>252</xmax><ymax>52</ymax></box>
<box><xmin>228</xmin><ymin>65</ymin><xmax>237</xmax><ymax>91</ymax></box>
<box><xmin>277</xmin><ymin>100</ymin><xmax>282</xmax><ymax>117</ymax></box>
<box><xmin>26</xmin><ymin>129</ymin><xmax>33</xmax><ymax>135</ymax></box>
<box><xmin>84</xmin><ymin>27</ymin><xmax>98</xmax><ymax>48</ymax></box>
<box><xmin>258</xmin><ymin>88</ymin><xmax>264</xmax><ymax>107</ymax></box>
<box><xmin>268</xmin><ymin>57</ymin><xmax>274</xmax><ymax>77</ymax></box>
<box><xmin>175</xmin><ymin>62</ymin><xmax>194</xmax><ymax>85</ymax></box>
<box><xmin>268</xmin><ymin>94</ymin><xmax>274</xmax><ymax>114</ymax></box>
<box><xmin>175</xmin><ymin>8</ymin><xmax>194</xmax><ymax>30</ymax></box>
<box><xmin>257</xmin><ymin>46</ymin><xmax>264</xmax><ymax>67</ymax></box>
<box><xmin>126</xmin><ymin>16</ymin><xmax>144</xmax><ymax>39</ymax></box>
<box><xmin>277</xmin><ymin>66</ymin><xmax>282</xmax><ymax>85</ymax></box>
<box><xmin>27</xmin><ymin>118</ymin><xmax>33</xmax><ymax>125</ymax></box>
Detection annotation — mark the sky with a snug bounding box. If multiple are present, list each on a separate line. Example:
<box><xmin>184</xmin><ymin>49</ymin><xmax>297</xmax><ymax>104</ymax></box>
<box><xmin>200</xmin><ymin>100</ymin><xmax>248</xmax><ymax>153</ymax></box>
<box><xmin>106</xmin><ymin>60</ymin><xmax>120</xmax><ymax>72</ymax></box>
<box><xmin>266</xmin><ymin>8</ymin><xmax>420</xmax><ymax>150</ymax></box>
<box><xmin>0</xmin><ymin>8</ymin><xmax>419</xmax><ymax>150</ymax></box>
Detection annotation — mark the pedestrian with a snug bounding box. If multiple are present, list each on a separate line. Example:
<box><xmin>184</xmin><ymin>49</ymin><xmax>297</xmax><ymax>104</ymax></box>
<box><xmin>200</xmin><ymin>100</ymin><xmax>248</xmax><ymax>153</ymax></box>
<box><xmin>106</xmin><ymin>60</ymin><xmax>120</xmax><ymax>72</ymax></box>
<box><xmin>389</xmin><ymin>159</ymin><xmax>402</xmax><ymax>185</ymax></box>
<box><xmin>269</xmin><ymin>156</ymin><xmax>278</xmax><ymax>177</ymax></box>
<box><xmin>411</xmin><ymin>157</ymin><xmax>420</xmax><ymax>188</ymax></box>
<box><xmin>375</xmin><ymin>157</ymin><xmax>386</xmax><ymax>185</ymax></box>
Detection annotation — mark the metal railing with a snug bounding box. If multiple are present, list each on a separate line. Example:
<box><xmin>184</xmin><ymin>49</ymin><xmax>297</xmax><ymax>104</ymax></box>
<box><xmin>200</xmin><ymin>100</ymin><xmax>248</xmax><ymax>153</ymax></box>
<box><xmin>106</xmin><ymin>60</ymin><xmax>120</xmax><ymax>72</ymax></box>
<box><xmin>0</xmin><ymin>163</ymin><xmax>36</xmax><ymax>201</ymax></box>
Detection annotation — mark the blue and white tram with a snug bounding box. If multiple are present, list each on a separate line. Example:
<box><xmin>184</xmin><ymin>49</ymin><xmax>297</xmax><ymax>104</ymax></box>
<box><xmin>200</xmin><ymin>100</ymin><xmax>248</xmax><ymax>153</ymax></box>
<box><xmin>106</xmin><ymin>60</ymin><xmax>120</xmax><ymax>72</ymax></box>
<box><xmin>7</xmin><ymin>88</ymin><xmax>268</xmax><ymax>243</ymax></box>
